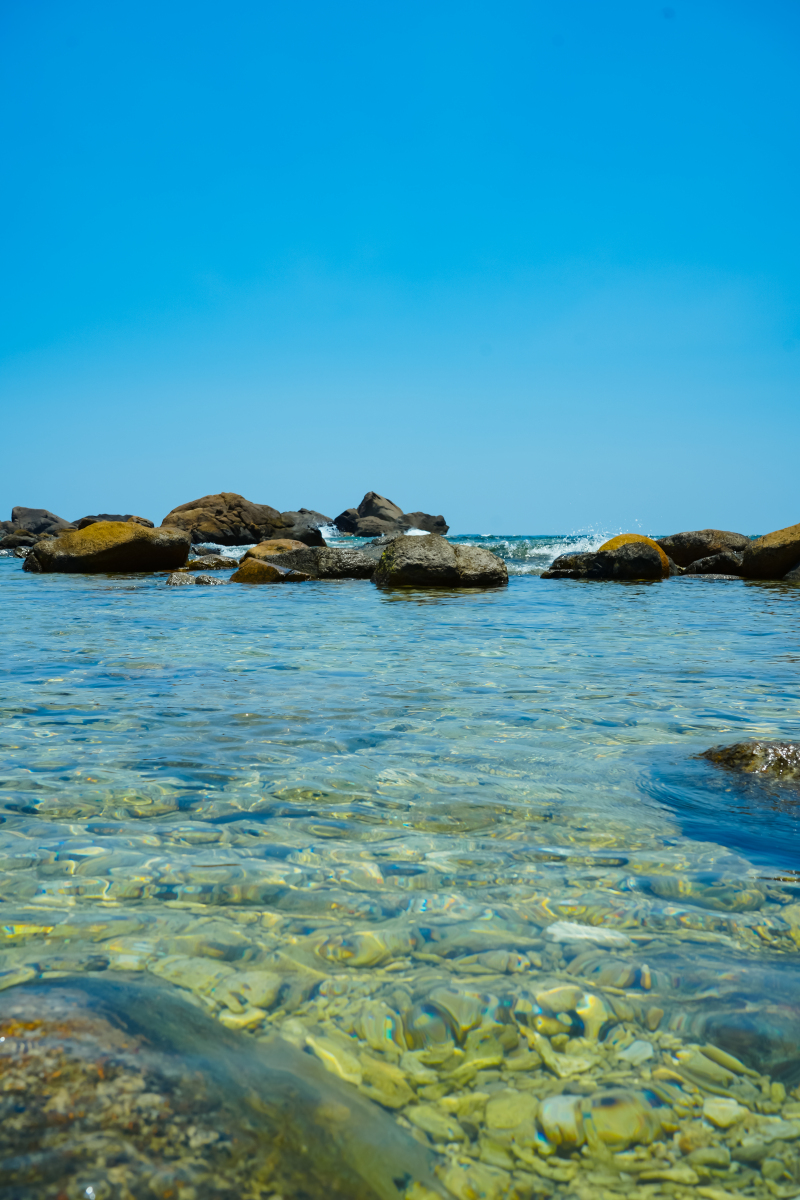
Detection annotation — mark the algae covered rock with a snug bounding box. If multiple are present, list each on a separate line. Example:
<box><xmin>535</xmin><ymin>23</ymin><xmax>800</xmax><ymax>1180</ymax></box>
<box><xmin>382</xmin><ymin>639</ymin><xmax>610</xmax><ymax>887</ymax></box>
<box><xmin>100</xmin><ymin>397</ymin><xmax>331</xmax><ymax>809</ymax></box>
<box><xmin>657</xmin><ymin>528</ymin><xmax>750</xmax><ymax>568</ymax></box>
<box><xmin>543</xmin><ymin>543</ymin><xmax>666</xmax><ymax>581</ymax></box>
<box><xmin>598</xmin><ymin>534</ymin><xmax>670</xmax><ymax>575</ymax></box>
<box><xmin>229</xmin><ymin>558</ymin><xmax>310</xmax><ymax>584</ymax></box>
<box><xmin>373</xmin><ymin>534</ymin><xmax>507</xmax><ymax>588</ymax></box>
<box><xmin>741</xmin><ymin>521</ymin><xmax>800</xmax><ymax>579</ymax></box>
<box><xmin>23</xmin><ymin>521</ymin><xmax>190</xmax><ymax>574</ymax></box>
<box><xmin>702</xmin><ymin>740</ymin><xmax>800</xmax><ymax>783</ymax></box>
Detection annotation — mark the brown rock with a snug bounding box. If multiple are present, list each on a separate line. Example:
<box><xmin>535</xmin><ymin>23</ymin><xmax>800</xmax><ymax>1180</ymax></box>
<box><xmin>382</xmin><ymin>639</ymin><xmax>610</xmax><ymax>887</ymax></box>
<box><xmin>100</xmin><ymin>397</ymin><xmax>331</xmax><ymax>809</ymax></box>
<box><xmin>254</xmin><ymin>546</ymin><xmax>376</xmax><ymax>579</ymax></box>
<box><xmin>656</xmin><ymin>529</ymin><xmax>750</xmax><ymax>568</ymax></box>
<box><xmin>23</xmin><ymin>522</ymin><xmax>190</xmax><ymax>574</ymax></box>
<box><xmin>740</xmin><ymin>522</ymin><xmax>800</xmax><ymax>580</ymax></box>
<box><xmin>161</xmin><ymin>493</ymin><xmax>329</xmax><ymax>547</ymax></box>
<box><xmin>243</xmin><ymin>539</ymin><xmax>309</xmax><ymax>560</ymax></box>
<box><xmin>373</xmin><ymin>534</ymin><xmax>506</xmax><ymax>588</ymax></box>
<box><xmin>229</xmin><ymin>558</ymin><xmax>309</xmax><ymax>584</ymax></box>
<box><xmin>701</xmin><ymin>740</ymin><xmax>800</xmax><ymax>783</ymax></box>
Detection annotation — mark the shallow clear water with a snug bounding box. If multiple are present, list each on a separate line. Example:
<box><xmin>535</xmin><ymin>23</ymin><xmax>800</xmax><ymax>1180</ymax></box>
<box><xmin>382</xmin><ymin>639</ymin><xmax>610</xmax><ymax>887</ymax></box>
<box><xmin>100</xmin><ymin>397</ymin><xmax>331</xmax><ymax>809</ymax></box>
<box><xmin>3</xmin><ymin>541</ymin><xmax>800</xmax><ymax>1198</ymax></box>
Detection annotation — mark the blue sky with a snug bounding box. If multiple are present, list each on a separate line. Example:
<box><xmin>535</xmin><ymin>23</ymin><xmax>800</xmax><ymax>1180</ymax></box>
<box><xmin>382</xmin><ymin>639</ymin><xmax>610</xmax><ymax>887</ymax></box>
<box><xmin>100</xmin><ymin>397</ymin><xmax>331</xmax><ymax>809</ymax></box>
<box><xmin>1</xmin><ymin>0</ymin><xmax>798</xmax><ymax>534</ymax></box>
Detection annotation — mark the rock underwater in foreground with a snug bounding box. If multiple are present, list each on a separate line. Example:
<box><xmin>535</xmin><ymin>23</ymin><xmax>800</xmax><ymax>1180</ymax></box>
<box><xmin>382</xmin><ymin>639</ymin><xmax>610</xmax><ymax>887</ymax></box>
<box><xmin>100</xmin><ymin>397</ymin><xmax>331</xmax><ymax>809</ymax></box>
<box><xmin>701</xmin><ymin>740</ymin><xmax>800</xmax><ymax>783</ymax></box>
<box><xmin>373</xmin><ymin>534</ymin><xmax>507</xmax><ymax>588</ymax></box>
<box><xmin>23</xmin><ymin>521</ymin><xmax>190</xmax><ymax>573</ymax></box>
<box><xmin>228</xmin><ymin>558</ymin><xmax>310</xmax><ymax>584</ymax></box>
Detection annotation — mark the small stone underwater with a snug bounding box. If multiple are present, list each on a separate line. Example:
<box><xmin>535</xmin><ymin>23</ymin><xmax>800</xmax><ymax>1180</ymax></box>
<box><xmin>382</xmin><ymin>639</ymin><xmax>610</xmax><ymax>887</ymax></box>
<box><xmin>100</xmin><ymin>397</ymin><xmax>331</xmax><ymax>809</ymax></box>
<box><xmin>4</xmin><ymin>528</ymin><xmax>800</xmax><ymax>1199</ymax></box>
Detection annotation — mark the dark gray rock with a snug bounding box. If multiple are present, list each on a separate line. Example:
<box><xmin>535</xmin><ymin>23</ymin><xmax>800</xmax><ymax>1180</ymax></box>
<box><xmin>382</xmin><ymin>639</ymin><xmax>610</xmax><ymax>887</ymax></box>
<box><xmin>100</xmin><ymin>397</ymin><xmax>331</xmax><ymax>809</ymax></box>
<box><xmin>10</xmin><ymin>506</ymin><xmax>76</xmax><ymax>537</ymax></box>
<box><xmin>373</xmin><ymin>534</ymin><xmax>507</xmax><ymax>588</ymax></box>
<box><xmin>656</xmin><ymin>528</ymin><xmax>750</xmax><ymax>568</ymax></box>
<box><xmin>161</xmin><ymin>493</ymin><xmax>330</xmax><ymax>547</ymax></box>
<box><xmin>784</xmin><ymin>561</ymin><xmax>800</xmax><ymax>582</ymax></box>
<box><xmin>259</xmin><ymin>546</ymin><xmax>376</xmax><ymax>579</ymax></box>
<box><xmin>542</xmin><ymin>544</ymin><xmax>665</xmax><ymax>581</ymax></box>
<box><xmin>684</xmin><ymin>551</ymin><xmax>744</xmax><ymax>575</ymax></box>
<box><xmin>74</xmin><ymin>514</ymin><xmax>154</xmax><ymax>529</ymax></box>
<box><xmin>195</xmin><ymin>574</ymin><xmax>227</xmax><ymax>586</ymax></box>
<box><xmin>182</xmin><ymin>555</ymin><xmax>234</xmax><ymax>570</ymax></box>
<box><xmin>166</xmin><ymin>572</ymin><xmax>195</xmax><ymax>586</ymax></box>
<box><xmin>333</xmin><ymin>492</ymin><xmax>448</xmax><ymax>538</ymax></box>
<box><xmin>0</xmin><ymin>532</ymin><xmax>37</xmax><ymax>549</ymax></box>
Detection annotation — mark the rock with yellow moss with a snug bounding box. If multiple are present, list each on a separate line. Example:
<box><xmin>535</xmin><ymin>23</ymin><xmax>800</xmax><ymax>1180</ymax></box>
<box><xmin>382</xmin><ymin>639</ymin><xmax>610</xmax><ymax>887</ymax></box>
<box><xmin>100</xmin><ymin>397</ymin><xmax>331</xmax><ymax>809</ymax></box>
<box><xmin>23</xmin><ymin>521</ymin><xmax>190</xmax><ymax>574</ymax></box>
<box><xmin>598</xmin><ymin>534</ymin><xmax>671</xmax><ymax>575</ymax></box>
<box><xmin>228</xmin><ymin>558</ymin><xmax>310</xmax><ymax>584</ymax></box>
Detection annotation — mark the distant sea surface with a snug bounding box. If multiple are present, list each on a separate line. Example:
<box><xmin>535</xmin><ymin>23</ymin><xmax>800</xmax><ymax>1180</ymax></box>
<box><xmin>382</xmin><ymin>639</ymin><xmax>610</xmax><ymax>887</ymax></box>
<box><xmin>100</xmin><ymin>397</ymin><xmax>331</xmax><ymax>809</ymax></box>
<box><xmin>2</xmin><ymin>535</ymin><xmax>800</xmax><ymax>1197</ymax></box>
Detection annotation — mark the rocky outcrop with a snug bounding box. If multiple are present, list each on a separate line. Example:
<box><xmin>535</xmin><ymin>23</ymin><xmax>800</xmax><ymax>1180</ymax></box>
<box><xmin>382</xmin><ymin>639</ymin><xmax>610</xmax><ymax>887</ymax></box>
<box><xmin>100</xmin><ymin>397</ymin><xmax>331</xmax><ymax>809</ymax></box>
<box><xmin>740</xmin><ymin>522</ymin><xmax>800</xmax><ymax>580</ymax></box>
<box><xmin>161</xmin><ymin>494</ymin><xmax>330</xmax><ymax>547</ymax></box>
<box><xmin>1</xmin><ymin>507</ymin><xmax>76</xmax><ymax>538</ymax></box>
<box><xmin>334</xmin><ymin>493</ymin><xmax>448</xmax><ymax>538</ymax></box>
<box><xmin>23</xmin><ymin>522</ymin><xmax>190</xmax><ymax>574</ymax></box>
<box><xmin>252</xmin><ymin>546</ymin><xmax>376</xmax><ymax>579</ymax></box>
<box><xmin>75</xmin><ymin>514</ymin><xmax>154</xmax><ymax>530</ymax></box>
<box><xmin>543</xmin><ymin>543</ymin><xmax>667</xmax><ymax>581</ymax></box>
<box><xmin>373</xmin><ymin>534</ymin><xmax>507</xmax><ymax>588</ymax></box>
<box><xmin>656</xmin><ymin>529</ymin><xmax>750</xmax><ymax>569</ymax></box>
<box><xmin>684</xmin><ymin>551</ymin><xmax>744</xmax><ymax>576</ymax></box>
<box><xmin>0</xmin><ymin>532</ymin><xmax>37</xmax><ymax>549</ymax></box>
<box><xmin>228</xmin><ymin>559</ymin><xmax>310</xmax><ymax>584</ymax></box>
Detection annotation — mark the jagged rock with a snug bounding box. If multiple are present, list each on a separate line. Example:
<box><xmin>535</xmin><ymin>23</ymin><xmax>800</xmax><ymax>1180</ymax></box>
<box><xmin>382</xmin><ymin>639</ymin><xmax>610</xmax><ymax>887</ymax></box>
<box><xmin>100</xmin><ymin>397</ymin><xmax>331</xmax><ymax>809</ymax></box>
<box><xmin>740</xmin><ymin>522</ymin><xmax>800</xmax><ymax>580</ymax></box>
<box><xmin>23</xmin><ymin>522</ymin><xmax>190</xmax><ymax>574</ymax></box>
<box><xmin>229</xmin><ymin>559</ymin><xmax>310</xmax><ymax>584</ymax></box>
<box><xmin>542</xmin><ymin>543</ymin><xmax>666</xmax><ymax>581</ymax></box>
<box><xmin>656</xmin><ymin>529</ymin><xmax>750</xmax><ymax>568</ymax></box>
<box><xmin>161</xmin><ymin>494</ymin><xmax>330</xmax><ymax>547</ymax></box>
<box><xmin>75</xmin><ymin>514</ymin><xmax>154</xmax><ymax>529</ymax></box>
<box><xmin>333</xmin><ymin>493</ymin><xmax>448</xmax><ymax>538</ymax></box>
<box><xmin>8</xmin><ymin>506</ymin><xmax>76</xmax><ymax>537</ymax></box>
<box><xmin>252</xmin><ymin>546</ymin><xmax>376</xmax><ymax>579</ymax></box>
<box><xmin>373</xmin><ymin>534</ymin><xmax>507</xmax><ymax>588</ymax></box>
<box><xmin>684</xmin><ymin>551</ymin><xmax>744</xmax><ymax>575</ymax></box>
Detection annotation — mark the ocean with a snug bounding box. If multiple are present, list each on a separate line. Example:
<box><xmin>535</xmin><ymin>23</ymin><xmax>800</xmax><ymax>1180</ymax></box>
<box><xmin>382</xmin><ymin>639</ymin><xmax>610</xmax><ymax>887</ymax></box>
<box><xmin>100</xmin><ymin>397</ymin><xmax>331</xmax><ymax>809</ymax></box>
<box><xmin>2</xmin><ymin>533</ymin><xmax>800</xmax><ymax>1199</ymax></box>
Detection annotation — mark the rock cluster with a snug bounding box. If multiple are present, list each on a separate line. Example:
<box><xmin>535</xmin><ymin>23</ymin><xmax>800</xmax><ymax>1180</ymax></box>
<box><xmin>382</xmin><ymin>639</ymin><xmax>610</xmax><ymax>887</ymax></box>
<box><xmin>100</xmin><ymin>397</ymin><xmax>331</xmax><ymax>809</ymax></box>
<box><xmin>334</xmin><ymin>492</ymin><xmax>448</xmax><ymax>538</ymax></box>
<box><xmin>161</xmin><ymin>493</ymin><xmax>330</xmax><ymax>546</ymax></box>
<box><xmin>543</xmin><ymin>536</ymin><xmax>671</xmax><ymax>582</ymax></box>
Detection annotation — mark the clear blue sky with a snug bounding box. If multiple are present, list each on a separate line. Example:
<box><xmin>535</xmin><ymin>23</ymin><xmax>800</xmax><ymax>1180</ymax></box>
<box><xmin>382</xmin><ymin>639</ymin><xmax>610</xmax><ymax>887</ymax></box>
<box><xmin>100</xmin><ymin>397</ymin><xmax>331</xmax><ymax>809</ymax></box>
<box><xmin>1</xmin><ymin>0</ymin><xmax>798</xmax><ymax>534</ymax></box>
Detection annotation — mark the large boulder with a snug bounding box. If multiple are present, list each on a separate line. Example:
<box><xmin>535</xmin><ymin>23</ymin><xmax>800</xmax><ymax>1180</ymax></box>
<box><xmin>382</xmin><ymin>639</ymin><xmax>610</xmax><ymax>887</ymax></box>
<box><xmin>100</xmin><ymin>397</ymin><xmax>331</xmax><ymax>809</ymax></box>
<box><xmin>75</xmin><ymin>513</ymin><xmax>154</xmax><ymax>530</ymax></box>
<box><xmin>598</xmin><ymin>534</ymin><xmax>670</xmax><ymax>575</ymax></box>
<box><xmin>161</xmin><ymin>493</ymin><xmax>330</xmax><ymax>546</ymax></box>
<box><xmin>23</xmin><ymin>522</ymin><xmax>190</xmax><ymax>574</ymax></box>
<box><xmin>334</xmin><ymin>493</ymin><xmax>448</xmax><ymax>538</ymax></box>
<box><xmin>656</xmin><ymin>529</ymin><xmax>750</xmax><ymax>568</ymax></box>
<box><xmin>373</xmin><ymin>534</ymin><xmax>507</xmax><ymax>588</ymax></box>
<box><xmin>740</xmin><ymin>522</ymin><xmax>800</xmax><ymax>580</ymax></box>
<box><xmin>8</xmin><ymin>506</ymin><xmax>76</xmax><ymax>537</ymax></box>
<box><xmin>250</xmin><ymin>545</ymin><xmax>376</xmax><ymax>579</ymax></box>
<box><xmin>543</xmin><ymin>543</ymin><xmax>666</xmax><ymax>581</ymax></box>
<box><xmin>228</xmin><ymin>559</ymin><xmax>309</xmax><ymax>584</ymax></box>
<box><xmin>244</xmin><ymin>539</ymin><xmax>310</xmax><ymax>559</ymax></box>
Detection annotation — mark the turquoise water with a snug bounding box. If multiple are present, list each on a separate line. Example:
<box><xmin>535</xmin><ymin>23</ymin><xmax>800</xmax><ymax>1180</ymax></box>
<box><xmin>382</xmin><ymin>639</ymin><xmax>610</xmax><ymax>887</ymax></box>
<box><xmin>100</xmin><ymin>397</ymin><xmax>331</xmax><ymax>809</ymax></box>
<box><xmin>3</xmin><ymin>536</ymin><xmax>800</xmax><ymax>1197</ymax></box>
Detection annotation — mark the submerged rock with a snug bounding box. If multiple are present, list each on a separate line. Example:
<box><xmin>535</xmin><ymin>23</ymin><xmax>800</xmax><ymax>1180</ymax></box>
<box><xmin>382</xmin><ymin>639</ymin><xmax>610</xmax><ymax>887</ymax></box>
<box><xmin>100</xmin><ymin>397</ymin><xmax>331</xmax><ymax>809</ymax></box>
<box><xmin>656</xmin><ymin>528</ymin><xmax>750</xmax><ymax>568</ymax></box>
<box><xmin>161</xmin><ymin>493</ymin><xmax>330</xmax><ymax>547</ymax></box>
<box><xmin>702</xmin><ymin>740</ymin><xmax>800</xmax><ymax>783</ymax></box>
<box><xmin>180</xmin><ymin>554</ymin><xmax>234</xmax><ymax>570</ymax></box>
<box><xmin>334</xmin><ymin>493</ymin><xmax>448</xmax><ymax>538</ymax></box>
<box><xmin>0</xmin><ymin>974</ymin><xmax>441</xmax><ymax>1200</ymax></box>
<box><xmin>23</xmin><ymin>521</ymin><xmax>190</xmax><ymax>574</ymax></box>
<box><xmin>373</xmin><ymin>535</ymin><xmax>507</xmax><ymax>588</ymax></box>
<box><xmin>740</xmin><ymin>521</ymin><xmax>800</xmax><ymax>579</ymax></box>
<box><xmin>228</xmin><ymin>558</ymin><xmax>310</xmax><ymax>584</ymax></box>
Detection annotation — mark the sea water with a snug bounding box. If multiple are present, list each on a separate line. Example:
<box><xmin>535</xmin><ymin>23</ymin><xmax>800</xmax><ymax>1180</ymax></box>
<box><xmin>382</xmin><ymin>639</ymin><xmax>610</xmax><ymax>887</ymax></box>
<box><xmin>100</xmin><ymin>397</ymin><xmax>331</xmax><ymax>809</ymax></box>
<box><xmin>2</xmin><ymin>536</ymin><xmax>800</xmax><ymax>1199</ymax></box>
